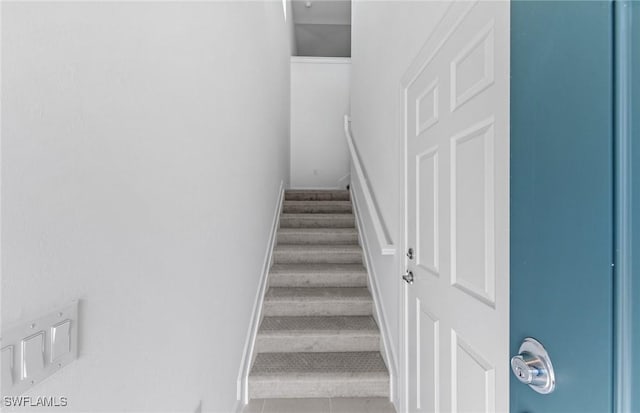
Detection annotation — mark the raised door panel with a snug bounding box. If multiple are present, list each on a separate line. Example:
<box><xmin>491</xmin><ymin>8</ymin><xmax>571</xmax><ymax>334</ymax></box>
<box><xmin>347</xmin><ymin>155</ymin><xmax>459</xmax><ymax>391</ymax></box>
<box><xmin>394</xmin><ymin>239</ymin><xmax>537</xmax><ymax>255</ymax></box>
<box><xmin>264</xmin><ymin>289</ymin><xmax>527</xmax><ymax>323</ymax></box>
<box><xmin>405</xmin><ymin>2</ymin><xmax>508</xmax><ymax>412</ymax></box>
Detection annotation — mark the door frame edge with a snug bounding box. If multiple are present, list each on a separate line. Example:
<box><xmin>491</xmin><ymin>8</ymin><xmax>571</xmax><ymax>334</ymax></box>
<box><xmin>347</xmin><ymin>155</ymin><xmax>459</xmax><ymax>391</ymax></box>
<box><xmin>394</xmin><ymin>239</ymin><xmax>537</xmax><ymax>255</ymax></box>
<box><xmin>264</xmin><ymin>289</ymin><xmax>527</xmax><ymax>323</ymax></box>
<box><xmin>612</xmin><ymin>1</ymin><xmax>634</xmax><ymax>412</ymax></box>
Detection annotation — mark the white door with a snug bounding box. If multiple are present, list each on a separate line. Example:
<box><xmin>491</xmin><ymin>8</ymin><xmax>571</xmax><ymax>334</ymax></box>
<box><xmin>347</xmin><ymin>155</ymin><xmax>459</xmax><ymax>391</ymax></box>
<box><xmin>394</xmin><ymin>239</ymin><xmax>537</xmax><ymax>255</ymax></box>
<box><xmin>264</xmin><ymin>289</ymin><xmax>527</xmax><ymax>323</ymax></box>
<box><xmin>403</xmin><ymin>1</ymin><xmax>509</xmax><ymax>412</ymax></box>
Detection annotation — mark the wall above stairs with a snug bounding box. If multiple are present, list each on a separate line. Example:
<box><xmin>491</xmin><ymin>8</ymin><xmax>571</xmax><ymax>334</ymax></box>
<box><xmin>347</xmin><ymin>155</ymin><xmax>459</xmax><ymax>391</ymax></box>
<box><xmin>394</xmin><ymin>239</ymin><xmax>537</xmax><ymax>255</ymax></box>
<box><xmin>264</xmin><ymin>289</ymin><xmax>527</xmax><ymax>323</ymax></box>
<box><xmin>350</xmin><ymin>1</ymin><xmax>451</xmax><ymax>239</ymax></box>
<box><xmin>290</xmin><ymin>57</ymin><xmax>351</xmax><ymax>189</ymax></box>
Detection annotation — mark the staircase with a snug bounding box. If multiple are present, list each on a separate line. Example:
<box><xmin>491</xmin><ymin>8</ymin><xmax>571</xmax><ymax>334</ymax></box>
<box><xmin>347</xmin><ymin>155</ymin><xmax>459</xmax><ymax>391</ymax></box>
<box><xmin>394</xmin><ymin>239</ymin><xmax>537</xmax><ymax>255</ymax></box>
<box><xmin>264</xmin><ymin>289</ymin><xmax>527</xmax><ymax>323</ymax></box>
<box><xmin>248</xmin><ymin>189</ymin><xmax>390</xmax><ymax>399</ymax></box>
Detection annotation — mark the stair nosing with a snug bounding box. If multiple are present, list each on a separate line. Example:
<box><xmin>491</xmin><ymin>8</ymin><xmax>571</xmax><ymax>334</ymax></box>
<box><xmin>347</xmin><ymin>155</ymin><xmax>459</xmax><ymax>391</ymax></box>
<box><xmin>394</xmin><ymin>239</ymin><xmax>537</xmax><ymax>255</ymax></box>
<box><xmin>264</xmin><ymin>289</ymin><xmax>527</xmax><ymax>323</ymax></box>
<box><xmin>265</xmin><ymin>296</ymin><xmax>372</xmax><ymax>302</ymax></box>
<box><xmin>283</xmin><ymin>200</ymin><xmax>352</xmax><ymax>204</ymax></box>
<box><xmin>281</xmin><ymin>213</ymin><xmax>353</xmax><ymax>217</ymax></box>
<box><xmin>266</xmin><ymin>287</ymin><xmax>371</xmax><ymax>297</ymax></box>
<box><xmin>249</xmin><ymin>352</ymin><xmax>388</xmax><ymax>376</ymax></box>
<box><xmin>274</xmin><ymin>244</ymin><xmax>362</xmax><ymax>251</ymax></box>
<box><xmin>270</xmin><ymin>263</ymin><xmax>366</xmax><ymax>271</ymax></box>
<box><xmin>258</xmin><ymin>316</ymin><xmax>379</xmax><ymax>332</ymax></box>
<box><xmin>249</xmin><ymin>371</ymin><xmax>389</xmax><ymax>379</ymax></box>
<box><xmin>278</xmin><ymin>227</ymin><xmax>358</xmax><ymax>232</ymax></box>
<box><xmin>258</xmin><ymin>329</ymin><xmax>380</xmax><ymax>336</ymax></box>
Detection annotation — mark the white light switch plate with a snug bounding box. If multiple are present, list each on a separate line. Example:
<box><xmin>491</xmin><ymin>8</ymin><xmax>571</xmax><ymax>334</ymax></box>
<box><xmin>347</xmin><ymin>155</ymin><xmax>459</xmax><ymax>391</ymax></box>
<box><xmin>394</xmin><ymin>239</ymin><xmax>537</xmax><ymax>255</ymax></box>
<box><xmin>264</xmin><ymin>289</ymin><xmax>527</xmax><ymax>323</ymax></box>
<box><xmin>1</xmin><ymin>346</ymin><xmax>14</xmax><ymax>387</ymax></box>
<box><xmin>0</xmin><ymin>301</ymin><xmax>79</xmax><ymax>397</ymax></box>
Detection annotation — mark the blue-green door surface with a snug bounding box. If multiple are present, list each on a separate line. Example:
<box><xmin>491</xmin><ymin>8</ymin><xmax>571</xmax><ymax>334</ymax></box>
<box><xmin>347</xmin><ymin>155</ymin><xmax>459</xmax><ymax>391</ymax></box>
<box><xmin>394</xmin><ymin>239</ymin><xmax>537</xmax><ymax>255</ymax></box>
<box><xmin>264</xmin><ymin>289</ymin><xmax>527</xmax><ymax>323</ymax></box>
<box><xmin>629</xmin><ymin>1</ymin><xmax>639</xmax><ymax>412</ymax></box>
<box><xmin>510</xmin><ymin>1</ymin><xmax>615</xmax><ymax>412</ymax></box>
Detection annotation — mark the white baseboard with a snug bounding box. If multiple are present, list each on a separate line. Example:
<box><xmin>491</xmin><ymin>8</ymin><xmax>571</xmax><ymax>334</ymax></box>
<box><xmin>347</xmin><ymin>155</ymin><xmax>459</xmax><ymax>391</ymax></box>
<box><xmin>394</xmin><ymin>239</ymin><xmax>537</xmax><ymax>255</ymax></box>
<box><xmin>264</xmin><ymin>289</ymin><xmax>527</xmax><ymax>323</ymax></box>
<box><xmin>351</xmin><ymin>186</ymin><xmax>399</xmax><ymax>408</ymax></box>
<box><xmin>338</xmin><ymin>173</ymin><xmax>351</xmax><ymax>188</ymax></box>
<box><xmin>235</xmin><ymin>180</ymin><xmax>285</xmax><ymax>410</ymax></box>
<box><xmin>232</xmin><ymin>399</ymin><xmax>243</xmax><ymax>413</ymax></box>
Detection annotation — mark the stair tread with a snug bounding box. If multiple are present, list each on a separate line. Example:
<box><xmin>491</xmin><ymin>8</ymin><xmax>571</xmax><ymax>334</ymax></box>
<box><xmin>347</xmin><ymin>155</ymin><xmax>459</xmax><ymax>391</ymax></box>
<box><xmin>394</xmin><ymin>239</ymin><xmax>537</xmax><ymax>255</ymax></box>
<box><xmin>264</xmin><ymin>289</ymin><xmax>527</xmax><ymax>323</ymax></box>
<box><xmin>285</xmin><ymin>190</ymin><xmax>350</xmax><ymax>202</ymax></box>
<box><xmin>286</xmin><ymin>190</ymin><xmax>349</xmax><ymax>194</ymax></box>
<box><xmin>278</xmin><ymin>227</ymin><xmax>357</xmax><ymax>234</ymax></box>
<box><xmin>280</xmin><ymin>213</ymin><xmax>355</xmax><ymax>229</ymax></box>
<box><xmin>273</xmin><ymin>245</ymin><xmax>363</xmax><ymax>265</ymax></box>
<box><xmin>259</xmin><ymin>316</ymin><xmax>378</xmax><ymax>334</ymax></box>
<box><xmin>269</xmin><ymin>264</ymin><xmax>367</xmax><ymax>288</ymax></box>
<box><xmin>283</xmin><ymin>200</ymin><xmax>352</xmax><ymax>206</ymax></box>
<box><xmin>274</xmin><ymin>244</ymin><xmax>361</xmax><ymax>252</ymax></box>
<box><xmin>270</xmin><ymin>263</ymin><xmax>366</xmax><ymax>274</ymax></box>
<box><xmin>281</xmin><ymin>213</ymin><xmax>353</xmax><ymax>218</ymax></box>
<box><xmin>283</xmin><ymin>201</ymin><xmax>353</xmax><ymax>214</ymax></box>
<box><xmin>277</xmin><ymin>227</ymin><xmax>359</xmax><ymax>246</ymax></box>
<box><xmin>265</xmin><ymin>287</ymin><xmax>372</xmax><ymax>300</ymax></box>
<box><xmin>250</xmin><ymin>352</ymin><xmax>388</xmax><ymax>377</ymax></box>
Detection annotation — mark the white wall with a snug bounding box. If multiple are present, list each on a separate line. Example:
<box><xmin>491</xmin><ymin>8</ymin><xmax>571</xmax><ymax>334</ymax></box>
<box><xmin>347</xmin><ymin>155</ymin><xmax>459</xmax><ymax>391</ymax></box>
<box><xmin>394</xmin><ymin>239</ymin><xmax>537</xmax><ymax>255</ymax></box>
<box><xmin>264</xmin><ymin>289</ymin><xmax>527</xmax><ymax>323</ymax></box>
<box><xmin>290</xmin><ymin>57</ymin><xmax>351</xmax><ymax>189</ymax></box>
<box><xmin>351</xmin><ymin>1</ymin><xmax>450</xmax><ymax>239</ymax></box>
<box><xmin>285</xmin><ymin>0</ymin><xmax>298</xmax><ymax>55</ymax></box>
<box><xmin>1</xmin><ymin>2</ymin><xmax>291</xmax><ymax>412</ymax></box>
<box><xmin>349</xmin><ymin>1</ymin><xmax>451</xmax><ymax>406</ymax></box>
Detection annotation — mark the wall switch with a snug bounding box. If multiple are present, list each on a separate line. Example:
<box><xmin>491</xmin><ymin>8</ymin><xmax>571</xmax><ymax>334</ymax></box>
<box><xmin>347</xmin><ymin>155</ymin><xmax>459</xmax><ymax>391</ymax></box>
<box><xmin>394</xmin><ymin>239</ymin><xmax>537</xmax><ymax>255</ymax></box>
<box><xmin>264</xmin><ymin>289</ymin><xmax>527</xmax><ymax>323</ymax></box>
<box><xmin>50</xmin><ymin>321</ymin><xmax>71</xmax><ymax>361</ymax></box>
<box><xmin>21</xmin><ymin>332</ymin><xmax>45</xmax><ymax>380</ymax></box>
<box><xmin>1</xmin><ymin>346</ymin><xmax>14</xmax><ymax>386</ymax></box>
<box><xmin>1</xmin><ymin>301</ymin><xmax>78</xmax><ymax>396</ymax></box>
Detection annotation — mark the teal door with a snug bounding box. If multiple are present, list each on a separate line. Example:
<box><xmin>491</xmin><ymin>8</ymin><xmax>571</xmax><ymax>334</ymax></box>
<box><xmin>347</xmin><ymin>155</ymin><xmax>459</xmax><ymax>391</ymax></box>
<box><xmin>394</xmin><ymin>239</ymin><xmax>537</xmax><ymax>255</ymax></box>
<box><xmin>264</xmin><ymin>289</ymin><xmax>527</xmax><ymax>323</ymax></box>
<box><xmin>632</xmin><ymin>2</ymin><xmax>640</xmax><ymax>410</ymax></box>
<box><xmin>510</xmin><ymin>1</ymin><xmax>615</xmax><ymax>412</ymax></box>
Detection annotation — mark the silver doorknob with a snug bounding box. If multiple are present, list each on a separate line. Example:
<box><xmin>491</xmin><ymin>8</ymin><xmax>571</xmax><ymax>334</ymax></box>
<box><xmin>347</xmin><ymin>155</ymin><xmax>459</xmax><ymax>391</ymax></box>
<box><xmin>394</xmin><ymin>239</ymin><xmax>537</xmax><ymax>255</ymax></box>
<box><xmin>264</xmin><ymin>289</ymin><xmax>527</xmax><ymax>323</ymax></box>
<box><xmin>511</xmin><ymin>337</ymin><xmax>556</xmax><ymax>394</ymax></box>
<box><xmin>402</xmin><ymin>270</ymin><xmax>414</xmax><ymax>284</ymax></box>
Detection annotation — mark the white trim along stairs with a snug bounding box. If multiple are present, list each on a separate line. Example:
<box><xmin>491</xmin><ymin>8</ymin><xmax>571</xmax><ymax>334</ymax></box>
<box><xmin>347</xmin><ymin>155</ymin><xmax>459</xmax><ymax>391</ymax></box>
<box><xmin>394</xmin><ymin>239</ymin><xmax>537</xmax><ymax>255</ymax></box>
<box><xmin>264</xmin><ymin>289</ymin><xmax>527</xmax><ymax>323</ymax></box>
<box><xmin>246</xmin><ymin>189</ymin><xmax>390</xmax><ymax>401</ymax></box>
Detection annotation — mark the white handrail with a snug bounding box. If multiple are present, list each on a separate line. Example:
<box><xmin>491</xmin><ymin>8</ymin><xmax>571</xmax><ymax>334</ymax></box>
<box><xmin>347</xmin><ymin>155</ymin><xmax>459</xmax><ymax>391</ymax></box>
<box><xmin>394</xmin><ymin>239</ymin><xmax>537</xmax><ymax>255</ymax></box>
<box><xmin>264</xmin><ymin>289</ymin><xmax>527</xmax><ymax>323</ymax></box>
<box><xmin>343</xmin><ymin>115</ymin><xmax>396</xmax><ymax>255</ymax></box>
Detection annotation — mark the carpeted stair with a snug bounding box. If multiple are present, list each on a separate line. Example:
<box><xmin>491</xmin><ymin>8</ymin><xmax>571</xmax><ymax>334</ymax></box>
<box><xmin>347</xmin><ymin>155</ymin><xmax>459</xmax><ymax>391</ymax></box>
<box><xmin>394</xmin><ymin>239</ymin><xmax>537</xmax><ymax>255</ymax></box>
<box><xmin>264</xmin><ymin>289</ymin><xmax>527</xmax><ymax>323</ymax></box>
<box><xmin>248</xmin><ymin>189</ymin><xmax>390</xmax><ymax>399</ymax></box>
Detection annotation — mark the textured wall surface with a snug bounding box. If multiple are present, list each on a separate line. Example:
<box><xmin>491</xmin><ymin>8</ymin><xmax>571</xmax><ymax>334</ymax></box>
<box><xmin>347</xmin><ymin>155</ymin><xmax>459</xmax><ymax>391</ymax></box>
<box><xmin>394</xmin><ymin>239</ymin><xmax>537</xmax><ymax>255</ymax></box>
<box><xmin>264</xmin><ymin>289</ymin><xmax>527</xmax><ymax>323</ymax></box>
<box><xmin>1</xmin><ymin>2</ymin><xmax>291</xmax><ymax>411</ymax></box>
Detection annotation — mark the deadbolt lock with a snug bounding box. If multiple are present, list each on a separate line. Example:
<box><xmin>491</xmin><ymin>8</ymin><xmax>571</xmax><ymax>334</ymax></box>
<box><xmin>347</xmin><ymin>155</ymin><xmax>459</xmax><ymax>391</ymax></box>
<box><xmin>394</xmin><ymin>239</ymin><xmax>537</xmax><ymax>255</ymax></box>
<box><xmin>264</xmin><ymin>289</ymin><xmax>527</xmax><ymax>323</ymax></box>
<box><xmin>511</xmin><ymin>337</ymin><xmax>556</xmax><ymax>394</ymax></box>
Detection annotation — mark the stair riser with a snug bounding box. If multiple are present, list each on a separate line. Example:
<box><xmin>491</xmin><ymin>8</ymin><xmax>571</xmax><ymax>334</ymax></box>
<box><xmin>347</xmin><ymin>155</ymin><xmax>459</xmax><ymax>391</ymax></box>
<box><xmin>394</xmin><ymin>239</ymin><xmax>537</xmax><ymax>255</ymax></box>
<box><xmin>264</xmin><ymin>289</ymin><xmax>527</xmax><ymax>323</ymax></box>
<box><xmin>285</xmin><ymin>192</ymin><xmax>350</xmax><ymax>201</ymax></box>
<box><xmin>283</xmin><ymin>204</ymin><xmax>352</xmax><ymax>214</ymax></box>
<box><xmin>273</xmin><ymin>251</ymin><xmax>362</xmax><ymax>264</ymax></box>
<box><xmin>269</xmin><ymin>273</ymin><xmax>367</xmax><ymax>288</ymax></box>
<box><xmin>255</xmin><ymin>334</ymin><xmax>380</xmax><ymax>353</ymax></box>
<box><xmin>263</xmin><ymin>301</ymin><xmax>373</xmax><ymax>317</ymax></box>
<box><xmin>280</xmin><ymin>217</ymin><xmax>355</xmax><ymax>228</ymax></box>
<box><xmin>277</xmin><ymin>232</ymin><xmax>358</xmax><ymax>245</ymax></box>
<box><xmin>249</xmin><ymin>377</ymin><xmax>389</xmax><ymax>398</ymax></box>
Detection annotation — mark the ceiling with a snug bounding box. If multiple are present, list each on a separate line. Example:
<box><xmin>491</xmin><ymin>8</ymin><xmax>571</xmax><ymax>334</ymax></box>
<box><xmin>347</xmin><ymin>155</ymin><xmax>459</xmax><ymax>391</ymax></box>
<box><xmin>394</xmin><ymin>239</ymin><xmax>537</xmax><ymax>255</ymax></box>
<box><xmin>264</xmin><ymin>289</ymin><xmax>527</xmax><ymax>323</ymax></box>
<box><xmin>291</xmin><ymin>0</ymin><xmax>351</xmax><ymax>57</ymax></box>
